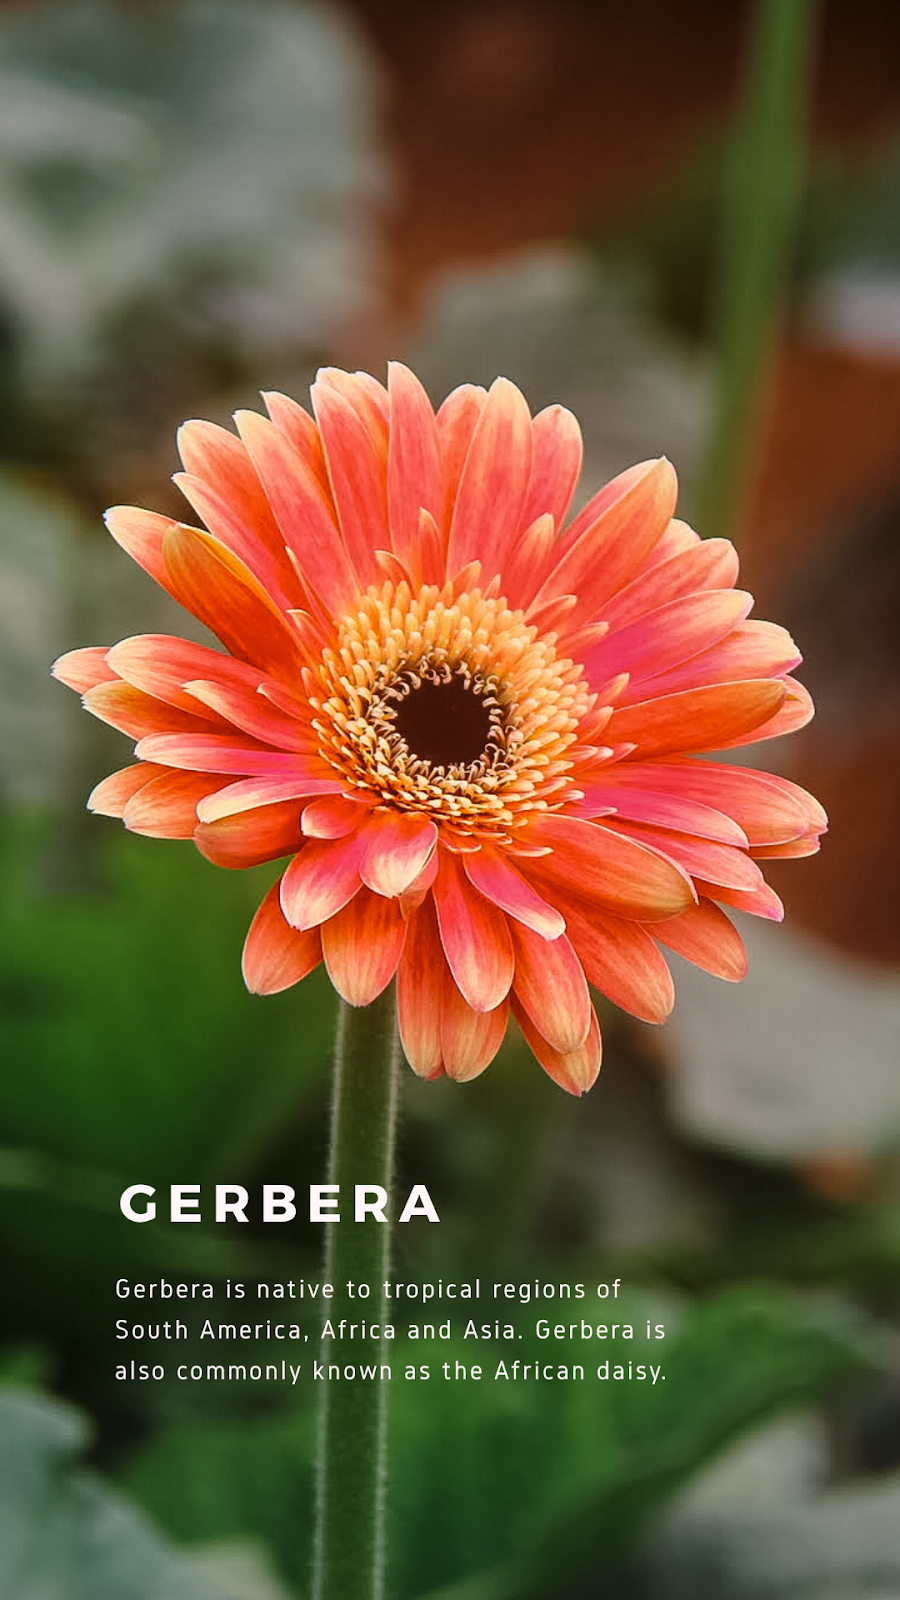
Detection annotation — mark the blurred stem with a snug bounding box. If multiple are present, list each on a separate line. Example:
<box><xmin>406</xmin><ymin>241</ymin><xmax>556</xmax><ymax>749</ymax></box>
<box><xmin>312</xmin><ymin>989</ymin><xmax>401</xmax><ymax>1600</ymax></box>
<box><xmin>697</xmin><ymin>0</ymin><xmax>818</xmax><ymax>541</ymax></box>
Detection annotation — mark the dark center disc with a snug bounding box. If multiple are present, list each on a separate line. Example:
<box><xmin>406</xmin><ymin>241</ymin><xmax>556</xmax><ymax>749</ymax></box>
<box><xmin>392</xmin><ymin>677</ymin><xmax>494</xmax><ymax>767</ymax></box>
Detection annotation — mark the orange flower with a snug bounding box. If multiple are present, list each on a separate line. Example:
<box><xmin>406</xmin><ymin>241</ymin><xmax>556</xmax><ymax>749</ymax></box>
<box><xmin>53</xmin><ymin>367</ymin><xmax>825</xmax><ymax>1092</ymax></box>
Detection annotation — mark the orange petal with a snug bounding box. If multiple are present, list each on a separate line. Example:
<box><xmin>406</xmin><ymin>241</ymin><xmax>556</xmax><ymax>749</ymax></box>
<box><xmin>435</xmin><ymin>382</ymin><xmax>488</xmax><ymax>535</ymax></box>
<box><xmin>242</xmin><ymin>880</ymin><xmax>322</xmax><ymax>994</ymax></box>
<box><xmin>446</xmin><ymin>376</ymin><xmax>533</xmax><ymax>582</ymax></box>
<box><xmin>599</xmin><ymin>538</ymin><xmax>740</xmax><ymax>631</ymax></box>
<box><xmin>654</xmin><ymin>898</ymin><xmax>748</xmax><ymax>981</ymax></box>
<box><xmin>162</xmin><ymin>523</ymin><xmax>304</xmax><ymax>680</ymax></box>
<box><xmin>433</xmin><ymin>850</ymin><xmax>514</xmax><ymax>1011</ymax></box>
<box><xmin>441</xmin><ymin>974</ymin><xmax>508</xmax><ymax>1081</ymax></box>
<box><xmin>578</xmin><ymin>775</ymin><xmax>749</xmax><ymax>847</ymax></box>
<box><xmin>136</xmin><ymin>733</ymin><xmax>311</xmax><ymax>776</ymax></box>
<box><xmin>582</xmin><ymin>589</ymin><xmax>753</xmax><ymax>690</ymax></box>
<box><xmin>387</xmin><ymin>362</ymin><xmax>443</xmax><ymax>575</ymax></box>
<box><xmin>604</xmin><ymin>820</ymin><xmax>765</xmax><ymax>893</ymax></box>
<box><xmin>642</xmin><ymin>760</ymin><xmax>822</xmax><ymax>845</ymax></box>
<box><xmin>607</xmin><ymin>678</ymin><xmax>786</xmax><ymax>758</ymax></box>
<box><xmin>122</xmin><ymin>770</ymin><xmax>231</xmax><ymax>838</ymax></box>
<box><xmin>301</xmin><ymin>794</ymin><xmax>370</xmax><ymax>839</ymax></box>
<box><xmin>528</xmin><ymin>814</ymin><xmax>695</xmax><ymax>920</ymax></box>
<box><xmin>464</xmin><ymin>845</ymin><xmax>565</xmax><ymax>939</ymax></box>
<box><xmin>52</xmin><ymin>646</ymin><xmax>117</xmax><ymax>693</ymax></box>
<box><xmin>196</xmin><ymin>774</ymin><xmax>344</xmax><ymax>822</ymax></box>
<box><xmin>105</xmin><ymin>505</ymin><xmax>176</xmax><ymax>590</ymax></box>
<box><xmin>534</xmin><ymin>459</ymin><xmax>678</xmax><ymax>625</ymax></box>
<box><xmin>322</xmin><ymin>888</ymin><xmax>407</xmax><ymax>1006</ymax></box>
<box><xmin>279</xmin><ymin>832</ymin><xmax>365</xmax><ymax>930</ymax></box>
<box><xmin>521</xmin><ymin>403</ymin><xmax>583</xmax><ymax>534</ymax></box>
<box><xmin>194</xmin><ymin>801</ymin><xmax>304</xmax><ymax>868</ymax></box>
<box><xmin>182</xmin><ymin>677</ymin><xmax>312</xmax><ymax>751</ymax></box>
<box><xmin>510</xmin><ymin>925</ymin><xmax>591</xmax><ymax>1053</ymax></box>
<box><xmin>174</xmin><ymin>470</ymin><xmax>299</xmax><ymax>611</ymax></box>
<box><xmin>512</xmin><ymin>997</ymin><xmax>602</xmax><ymax>1095</ymax></box>
<box><xmin>82</xmin><ymin>682</ymin><xmax>217</xmax><ymax>740</ymax></box>
<box><xmin>360</xmin><ymin>812</ymin><xmax>438</xmax><ymax>898</ymax></box>
<box><xmin>724</xmin><ymin>677</ymin><xmax>814</xmax><ymax>746</ymax></box>
<box><xmin>397</xmin><ymin>898</ymin><xmax>445</xmax><ymax>1079</ymax></box>
<box><xmin>88</xmin><ymin>763</ymin><xmax>169</xmax><ymax>817</ymax></box>
<box><xmin>564</xmin><ymin>904</ymin><xmax>675</xmax><ymax>1023</ymax></box>
<box><xmin>311</xmin><ymin>379</ymin><xmax>389</xmax><ymax>583</ymax></box>
<box><xmin>107</xmin><ymin>634</ymin><xmax>263</xmax><ymax>715</ymax></box>
<box><xmin>235</xmin><ymin>408</ymin><xmax>357</xmax><ymax>615</ymax></box>
<box><xmin>698</xmin><ymin>878</ymin><xmax>784</xmax><ymax>921</ymax></box>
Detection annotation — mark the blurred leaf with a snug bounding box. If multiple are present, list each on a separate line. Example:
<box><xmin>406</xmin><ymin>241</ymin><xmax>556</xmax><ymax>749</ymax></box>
<box><xmin>0</xmin><ymin>1386</ymin><xmax>282</xmax><ymax>1599</ymax></box>
<box><xmin>124</xmin><ymin>1286</ymin><xmax>869</xmax><ymax>1600</ymax></box>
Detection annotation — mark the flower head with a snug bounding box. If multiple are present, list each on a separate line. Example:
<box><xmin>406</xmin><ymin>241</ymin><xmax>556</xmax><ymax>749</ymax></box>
<box><xmin>54</xmin><ymin>366</ymin><xmax>825</xmax><ymax>1092</ymax></box>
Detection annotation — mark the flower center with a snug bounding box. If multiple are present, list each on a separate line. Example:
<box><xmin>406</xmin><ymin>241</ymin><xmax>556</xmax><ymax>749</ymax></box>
<box><xmin>384</xmin><ymin>667</ymin><xmax>500</xmax><ymax>770</ymax></box>
<box><xmin>307</xmin><ymin>579</ymin><xmax>594</xmax><ymax>838</ymax></box>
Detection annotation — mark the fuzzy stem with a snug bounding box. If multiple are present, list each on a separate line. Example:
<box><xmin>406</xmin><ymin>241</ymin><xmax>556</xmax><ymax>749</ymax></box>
<box><xmin>312</xmin><ymin>988</ymin><xmax>401</xmax><ymax>1600</ymax></box>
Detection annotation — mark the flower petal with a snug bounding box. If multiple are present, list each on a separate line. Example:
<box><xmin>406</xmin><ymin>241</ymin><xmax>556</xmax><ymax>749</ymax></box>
<box><xmin>311</xmin><ymin>378</ymin><xmax>389</xmax><ymax>583</ymax></box>
<box><xmin>359</xmin><ymin>812</ymin><xmax>438</xmax><ymax>898</ymax></box>
<box><xmin>521</xmin><ymin>403</ymin><xmax>583</xmax><ymax>533</ymax></box>
<box><xmin>599</xmin><ymin>538</ymin><xmax>741</xmax><ymax>630</ymax></box>
<box><xmin>654</xmin><ymin>898</ymin><xmax>748</xmax><ymax>980</ymax></box>
<box><xmin>52</xmin><ymin>646</ymin><xmax>116</xmax><ymax>693</ymax></box>
<box><xmin>82</xmin><ymin>682</ymin><xmax>217</xmax><ymax>739</ymax></box>
<box><xmin>604</xmin><ymin>820</ymin><xmax>765</xmax><ymax>893</ymax></box>
<box><xmin>527</xmin><ymin>814</ymin><xmax>695</xmax><ymax>920</ymax></box>
<box><xmin>196</xmin><ymin>775</ymin><xmax>344</xmax><ymax>822</ymax></box>
<box><xmin>387</xmin><ymin>362</ymin><xmax>443</xmax><ymax>574</ymax></box>
<box><xmin>194</xmin><ymin>801</ymin><xmax>304</xmax><ymax>868</ymax></box>
<box><xmin>279</xmin><ymin>832</ymin><xmax>365</xmax><ymax>930</ymax></box>
<box><xmin>183</xmin><ymin>678</ymin><xmax>312</xmax><ymax>751</ymax></box>
<box><xmin>135</xmin><ymin>733</ymin><xmax>313</xmax><ymax>776</ymax></box>
<box><xmin>578</xmin><ymin>774</ymin><xmax>749</xmax><ymax>847</ymax></box>
<box><xmin>88</xmin><ymin>763</ymin><xmax>169</xmax><ymax>816</ymax></box>
<box><xmin>123</xmin><ymin>770</ymin><xmax>231</xmax><ymax>838</ymax></box>
<box><xmin>433</xmin><ymin>850</ymin><xmax>514</xmax><ymax>1011</ymax></box>
<box><xmin>242</xmin><ymin>880</ymin><xmax>322</xmax><ymax>994</ymax></box>
<box><xmin>322</xmin><ymin>888</ymin><xmax>407</xmax><ymax>1006</ymax></box>
<box><xmin>582</xmin><ymin>589</ymin><xmax>753</xmax><ymax>690</ymax></box>
<box><xmin>510</xmin><ymin>924</ymin><xmax>591</xmax><ymax>1053</ymax></box>
<box><xmin>446</xmin><ymin>376</ymin><xmax>533</xmax><ymax>581</ymax></box>
<box><xmin>162</xmin><ymin>524</ymin><xmax>304</xmax><ymax>679</ymax></box>
<box><xmin>301</xmin><ymin>794</ymin><xmax>370</xmax><ymax>839</ymax></box>
<box><xmin>441</xmin><ymin>976</ymin><xmax>508</xmax><ymax>1082</ymax></box>
<box><xmin>607</xmin><ymin>679</ymin><xmax>786</xmax><ymax>758</ymax></box>
<box><xmin>397</xmin><ymin>898</ymin><xmax>445</xmax><ymax>1079</ymax></box>
<box><xmin>435</xmin><ymin>382</ymin><xmax>488</xmax><ymax>533</ymax></box>
<box><xmin>643</xmin><ymin>760</ymin><xmax>823</xmax><ymax>845</ymax></box>
<box><xmin>464</xmin><ymin>846</ymin><xmax>565</xmax><ymax>939</ymax></box>
<box><xmin>564</xmin><ymin>904</ymin><xmax>675</xmax><ymax>1023</ymax></box>
<box><xmin>512</xmin><ymin>997</ymin><xmax>602</xmax><ymax>1095</ymax></box>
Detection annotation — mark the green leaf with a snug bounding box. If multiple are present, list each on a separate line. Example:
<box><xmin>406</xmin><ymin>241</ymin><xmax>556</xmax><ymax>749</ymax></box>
<box><xmin>0</xmin><ymin>1386</ymin><xmax>284</xmax><ymax>1599</ymax></box>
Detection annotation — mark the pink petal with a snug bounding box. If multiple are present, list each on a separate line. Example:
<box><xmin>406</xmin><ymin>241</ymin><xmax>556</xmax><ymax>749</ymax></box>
<box><xmin>441</xmin><ymin>976</ymin><xmax>508</xmax><ymax>1081</ymax></box>
<box><xmin>602</xmin><ymin>820</ymin><xmax>764</xmax><ymax>893</ymax></box>
<box><xmin>301</xmin><ymin>794</ymin><xmax>370</xmax><ymax>839</ymax></box>
<box><xmin>177</xmin><ymin>418</ymin><xmax>285</xmax><ymax>555</ymax></box>
<box><xmin>512</xmin><ymin>997</ymin><xmax>602</xmax><ymax>1096</ymax></box>
<box><xmin>279</xmin><ymin>832</ymin><xmax>365</xmax><ymax>930</ymax></box>
<box><xmin>322</xmin><ymin>887</ymin><xmax>407</xmax><ymax>1006</ymax></box>
<box><xmin>510</xmin><ymin>924</ymin><xmax>591</xmax><ymax>1053</ymax></box>
<box><xmin>88</xmin><ymin>763</ymin><xmax>169</xmax><ymax>817</ymax></box>
<box><xmin>623</xmin><ymin>620</ymin><xmax>801</xmax><ymax>702</ymax></box>
<box><xmin>123</xmin><ymin>770</ymin><xmax>231</xmax><ymax>838</ymax></box>
<box><xmin>194</xmin><ymin>801</ymin><xmax>305</xmax><ymax>868</ymax></box>
<box><xmin>387</xmin><ymin>362</ymin><xmax>443</xmax><ymax>574</ymax></box>
<box><xmin>446</xmin><ymin>376</ymin><xmax>533</xmax><ymax>581</ymax></box>
<box><xmin>197</xmin><ymin>774</ymin><xmax>344</xmax><ymax>822</ymax></box>
<box><xmin>582</xmin><ymin>589</ymin><xmax>753</xmax><ymax>690</ymax></box>
<box><xmin>82</xmin><ymin>682</ymin><xmax>217</xmax><ymax>739</ymax></box>
<box><xmin>432</xmin><ymin>850</ymin><xmax>514</xmax><ymax>1011</ymax></box>
<box><xmin>564</xmin><ymin>904</ymin><xmax>675</xmax><ymax>1023</ymax></box>
<box><xmin>606</xmin><ymin>679</ymin><xmax>786</xmax><ymax>758</ymax></box>
<box><xmin>242</xmin><ymin>880</ymin><xmax>322</xmax><ymax>994</ymax></box>
<box><xmin>534</xmin><ymin>459</ymin><xmax>678</xmax><ymax>625</ymax></box>
<box><xmin>397</xmin><ymin>899</ymin><xmax>445</xmax><ymax>1078</ymax></box>
<box><xmin>311</xmin><ymin>379</ymin><xmax>389</xmax><ymax>583</ymax></box>
<box><xmin>499</xmin><ymin>514</ymin><xmax>557</xmax><ymax>611</ymax></box>
<box><xmin>235</xmin><ymin>408</ymin><xmax>357</xmax><ymax>614</ymax></box>
<box><xmin>464</xmin><ymin>846</ymin><xmax>565</xmax><ymax>939</ymax></box>
<box><xmin>699</xmin><ymin>878</ymin><xmax>784</xmax><ymax>921</ymax></box>
<box><xmin>577</xmin><ymin>774</ymin><xmax>749</xmax><ymax>847</ymax></box>
<box><xmin>135</xmin><ymin>733</ymin><xmax>312</xmax><ymax>776</ymax></box>
<box><xmin>521</xmin><ymin>403</ymin><xmax>583</xmax><ymax>533</ymax></box>
<box><xmin>654</xmin><ymin>898</ymin><xmax>748</xmax><ymax>980</ymax></box>
<box><xmin>360</xmin><ymin>812</ymin><xmax>439</xmax><ymax>898</ymax></box>
<box><xmin>435</xmin><ymin>382</ymin><xmax>488</xmax><ymax>534</ymax></box>
<box><xmin>646</xmin><ymin>760</ymin><xmax>823</xmax><ymax>844</ymax></box>
<box><xmin>595</xmin><ymin>538</ymin><xmax>741</xmax><ymax>632</ymax></box>
<box><xmin>52</xmin><ymin>646</ymin><xmax>116</xmax><ymax>693</ymax></box>
<box><xmin>263</xmin><ymin>391</ymin><xmax>331</xmax><ymax>495</ymax></box>
<box><xmin>183</xmin><ymin>677</ymin><xmax>312</xmax><ymax>751</ymax></box>
<box><xmin>527</xmin><ymin>814</ymin><xmax>696</xmax><ymax>920</ymax></box>
<box><xmin>107</xmin><ymin>635</ymin><xmax>263</xmax><ymax>715</ymax></box>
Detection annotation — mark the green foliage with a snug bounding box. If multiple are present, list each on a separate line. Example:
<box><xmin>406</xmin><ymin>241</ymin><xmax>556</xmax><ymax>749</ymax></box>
<box><xmin>123</xmin><ymin>1286</ymin><xmax>868</xmax><ymax>1600</ymax></box>
<box><xmin>0</xmin><ymin>1387</ymin><xmax>242</xmax><ymax>1600</ymax></box>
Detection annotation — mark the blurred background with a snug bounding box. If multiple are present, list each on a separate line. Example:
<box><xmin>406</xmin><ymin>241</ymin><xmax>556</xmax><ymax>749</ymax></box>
<box><xmin>2</xmin><ymin>1</ymin><xmax>900</xmax><ymax>1596</ymax></box>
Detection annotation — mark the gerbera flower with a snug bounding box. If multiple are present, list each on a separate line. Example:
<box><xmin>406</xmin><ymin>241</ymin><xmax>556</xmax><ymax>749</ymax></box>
<box><xmin>53</xmin><ymin>366</ymin><xmax>825</xmax><ymax>1093</ymax></box>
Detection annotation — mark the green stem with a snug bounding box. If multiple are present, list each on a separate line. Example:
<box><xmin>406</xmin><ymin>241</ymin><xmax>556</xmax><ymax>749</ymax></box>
<box><xmin>697</xmin><ymin>0</ymin><xmax>818</xmax><ymax>541</ymax></box>
<box><xmin>312</xmin><ymin>988</ymin><xmax>402</xmax><ymax>1600</ymax></box>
